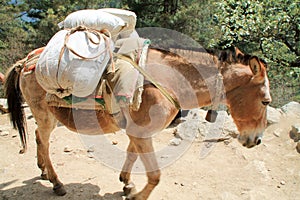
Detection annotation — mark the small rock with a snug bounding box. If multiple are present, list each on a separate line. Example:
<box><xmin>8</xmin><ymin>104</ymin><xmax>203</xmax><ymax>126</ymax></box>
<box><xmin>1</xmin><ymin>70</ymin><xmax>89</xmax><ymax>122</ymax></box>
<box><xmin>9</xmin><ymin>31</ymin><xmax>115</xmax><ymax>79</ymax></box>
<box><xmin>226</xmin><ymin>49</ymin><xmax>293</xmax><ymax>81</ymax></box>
<box><xmin>87</xmin><ymin>146</ymin><xmax>95</xmax><ymax>152</ymax></box>
<box><xmin>280</xmin><ymin>180</ymin><xmax>286</xmax><ymax>185</ymax></box>
<box><xmin>160</xmin><ymin>155</ymin><xmax>169</xmax><ymax>159</ymax></box>
<box><xmin>224</xmin><ymin>138</ymin><xmax>232</xmax><ymax>145</ymax></box>
<box><xmin>290</xmin><ymin>124</ymin><xmax>300</xmax><ymax>142</ymax></box>
<box><xmin>0</xmin><ymin>98</ymin><xmax>8</xmax><ymax>113</ymax></box>
<box><xmin>112</xmin><ymin>140</ymin><xmax>118</xmax><ymax>145</ymax></box>
<box><xmin>63</xmin><ymin>146</ymin><xmax>72</xmax><ymax>153</ymax></box>
<box><xmin>88</xmin><ymin>154</ymin><xmax>94</xmax><ymax>158</ymax></box>
<box><xmin>0</xmin><ymin>130</ymin><xmax>9</xmax><ymax>136</ymax></box>
<box><xmin>273</xmin><ymin>129</ymin><xmax>283</xmax><ymax>137</ymax></box>
<box><xmin>296</xmin><ymin>142</ymin><xmax>300</xmax><ymax>154</ymax></box>
<box><xmin>169</xmin><ymin>138</ymin><xmax>182</xmax><ymax>146</ymax></box>
<box><xmin>57</xmin><ymin>163</ymin><xmax>64</xmax><ymax>166</ymax></box>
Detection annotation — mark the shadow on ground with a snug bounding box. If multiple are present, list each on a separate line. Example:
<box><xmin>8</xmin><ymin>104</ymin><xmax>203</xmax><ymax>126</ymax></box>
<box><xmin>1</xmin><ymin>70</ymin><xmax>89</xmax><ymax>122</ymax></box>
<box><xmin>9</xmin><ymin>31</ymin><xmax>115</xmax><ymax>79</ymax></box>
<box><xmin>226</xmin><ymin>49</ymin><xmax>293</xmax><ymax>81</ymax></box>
<box><xmin>0</xmin><ymin>177</ymin><xmax>124</xmax><ymax>200</ymax></box>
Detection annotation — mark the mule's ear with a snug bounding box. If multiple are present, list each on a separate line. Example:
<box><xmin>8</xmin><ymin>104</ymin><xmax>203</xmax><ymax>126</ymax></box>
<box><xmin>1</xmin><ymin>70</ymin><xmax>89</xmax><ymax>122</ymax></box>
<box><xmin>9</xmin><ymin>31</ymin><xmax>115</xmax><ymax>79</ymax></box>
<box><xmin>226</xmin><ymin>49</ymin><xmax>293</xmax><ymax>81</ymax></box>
<box><xmin>234</xmin><ymin>47</ymin><xmax>244</xmax><ymax>57</ymax></box>
<box><xmin>249</xmin><ymin>56</ymin><xmax>262</xmax><ymax>76</ymax></box>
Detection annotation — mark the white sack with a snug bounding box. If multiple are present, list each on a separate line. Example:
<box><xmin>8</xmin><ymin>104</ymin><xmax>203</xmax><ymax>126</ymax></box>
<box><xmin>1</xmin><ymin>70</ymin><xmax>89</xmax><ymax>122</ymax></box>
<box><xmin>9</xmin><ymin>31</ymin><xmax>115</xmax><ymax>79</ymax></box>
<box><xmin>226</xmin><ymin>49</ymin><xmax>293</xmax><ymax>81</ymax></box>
<box><xmin>35</xmin><ymin>29</ymin><xmax>113</xmax><ymax>98</ymax></box>
<box><xmin>99</xmin><ymin>8</ymin><xmax>137</xmax><ymax>38</ymax></box>
<box><xmin>60</xmin><ymin>9</ymin><xmax>126</xmax><ymax>38</ymax></box>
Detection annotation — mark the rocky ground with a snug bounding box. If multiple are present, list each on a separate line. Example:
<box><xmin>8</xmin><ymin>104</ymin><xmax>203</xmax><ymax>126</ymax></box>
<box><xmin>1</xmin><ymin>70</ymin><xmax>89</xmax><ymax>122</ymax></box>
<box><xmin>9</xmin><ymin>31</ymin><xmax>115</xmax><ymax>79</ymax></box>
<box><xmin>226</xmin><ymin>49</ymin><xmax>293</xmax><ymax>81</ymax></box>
<box><xmin>0</xmin><ymin>101</ymin><xmax>300</xmax><ymax>200</ymax></box>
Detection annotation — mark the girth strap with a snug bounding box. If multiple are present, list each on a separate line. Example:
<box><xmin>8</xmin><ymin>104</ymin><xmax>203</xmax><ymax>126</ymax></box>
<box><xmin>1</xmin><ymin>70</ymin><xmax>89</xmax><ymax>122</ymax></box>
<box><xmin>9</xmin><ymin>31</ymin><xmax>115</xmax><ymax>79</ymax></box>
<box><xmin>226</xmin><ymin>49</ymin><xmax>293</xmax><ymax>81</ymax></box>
<box><xmin>115</xmin><ymin>54</ymin><xmax>181</xmax><ymax>110</ymax></box>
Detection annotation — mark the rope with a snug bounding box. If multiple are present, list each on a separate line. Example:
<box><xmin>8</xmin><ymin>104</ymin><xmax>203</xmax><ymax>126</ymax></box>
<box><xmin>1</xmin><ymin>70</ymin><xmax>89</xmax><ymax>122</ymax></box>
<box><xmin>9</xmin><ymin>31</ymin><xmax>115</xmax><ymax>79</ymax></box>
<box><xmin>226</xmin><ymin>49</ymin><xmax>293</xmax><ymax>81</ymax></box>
<box><xmin>211</xmin><ymin>72</ymin><xmax>224</xmax><ymax>110</ymax></box>
<box><xmin>56</xmin><ymin>25</ymin><xmax>115</xmax><ymax>89</ymax></box>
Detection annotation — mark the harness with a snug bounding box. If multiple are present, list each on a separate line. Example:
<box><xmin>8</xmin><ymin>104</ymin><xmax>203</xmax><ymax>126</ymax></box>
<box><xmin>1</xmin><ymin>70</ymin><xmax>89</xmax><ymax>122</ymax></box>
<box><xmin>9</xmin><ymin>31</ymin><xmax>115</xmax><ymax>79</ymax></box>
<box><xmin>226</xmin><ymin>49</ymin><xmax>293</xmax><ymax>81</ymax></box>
<box><xmin>18</xmin><ymin>43</ymin><xmax>181</xmax><ymax>111</ymax></box>
<box><xmin>115</xmin><ymin>54</ymin><xmax>181</xmax><ymax>110</ymax></box>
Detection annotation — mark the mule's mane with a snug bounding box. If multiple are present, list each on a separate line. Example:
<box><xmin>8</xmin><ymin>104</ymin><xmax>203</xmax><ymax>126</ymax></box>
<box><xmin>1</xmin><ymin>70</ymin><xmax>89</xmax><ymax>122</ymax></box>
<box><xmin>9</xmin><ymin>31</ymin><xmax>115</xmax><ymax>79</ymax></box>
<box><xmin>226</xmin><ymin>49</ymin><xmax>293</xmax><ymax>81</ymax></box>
<box><xmin>151</xmin><ymin>46</ymin><xmax>267</xmax><ymax>68</ymax></box>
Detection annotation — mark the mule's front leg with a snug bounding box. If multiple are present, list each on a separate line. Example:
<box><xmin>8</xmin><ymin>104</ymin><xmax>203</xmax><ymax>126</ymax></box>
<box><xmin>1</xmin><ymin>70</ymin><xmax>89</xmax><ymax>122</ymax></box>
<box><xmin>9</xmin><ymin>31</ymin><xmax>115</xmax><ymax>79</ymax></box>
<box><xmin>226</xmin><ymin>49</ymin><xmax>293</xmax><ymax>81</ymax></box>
<box><xmin>125</xmin><ymin>136</ymin><xmax>160</xmax><ymax>200</ymax></box>
<box><xmin>120</xmin><ymin>140</ymin><xmax>138</xmax><ymax>195</ymax></box>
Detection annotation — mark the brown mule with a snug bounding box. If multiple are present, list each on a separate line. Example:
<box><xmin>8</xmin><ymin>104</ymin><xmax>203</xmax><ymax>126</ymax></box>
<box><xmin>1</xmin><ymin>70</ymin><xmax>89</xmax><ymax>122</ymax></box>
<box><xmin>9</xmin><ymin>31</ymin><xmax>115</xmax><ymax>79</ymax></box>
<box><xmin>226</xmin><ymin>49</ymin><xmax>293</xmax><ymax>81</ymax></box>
<box><xmin>5</xmin><ymin>47</ymin><xmax>271</xmax><ymax>199</ymax></box>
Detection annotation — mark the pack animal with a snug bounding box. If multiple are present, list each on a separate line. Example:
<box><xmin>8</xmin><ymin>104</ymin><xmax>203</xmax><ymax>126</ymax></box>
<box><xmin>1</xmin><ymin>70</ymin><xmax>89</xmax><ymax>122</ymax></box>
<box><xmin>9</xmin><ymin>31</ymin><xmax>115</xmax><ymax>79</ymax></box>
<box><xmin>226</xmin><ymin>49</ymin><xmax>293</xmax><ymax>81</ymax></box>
<box><xmin>4</xmin><ymin>47</ymin><xmax>271</xmax><ymax>200</ymax></box>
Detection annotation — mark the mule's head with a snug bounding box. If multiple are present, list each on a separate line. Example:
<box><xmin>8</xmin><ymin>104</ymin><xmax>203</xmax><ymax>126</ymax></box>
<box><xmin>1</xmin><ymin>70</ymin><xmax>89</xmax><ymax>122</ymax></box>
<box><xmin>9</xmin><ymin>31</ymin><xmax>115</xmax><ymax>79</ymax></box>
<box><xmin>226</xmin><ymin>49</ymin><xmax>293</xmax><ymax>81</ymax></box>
<box><xmin>225</xmin><ymin>53</ymin><xmax>271</xmax><ymax>148</ymax></box>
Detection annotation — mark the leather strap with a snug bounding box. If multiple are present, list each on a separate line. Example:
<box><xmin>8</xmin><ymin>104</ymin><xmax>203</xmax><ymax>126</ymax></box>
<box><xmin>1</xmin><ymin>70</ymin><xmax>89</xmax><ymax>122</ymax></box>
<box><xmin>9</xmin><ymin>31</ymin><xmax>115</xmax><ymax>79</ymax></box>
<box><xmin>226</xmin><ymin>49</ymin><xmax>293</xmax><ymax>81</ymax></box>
<box><xmin>115</xmin><ymin>54</ymin><xmax>181</xmax><ymax>110</ymax></box>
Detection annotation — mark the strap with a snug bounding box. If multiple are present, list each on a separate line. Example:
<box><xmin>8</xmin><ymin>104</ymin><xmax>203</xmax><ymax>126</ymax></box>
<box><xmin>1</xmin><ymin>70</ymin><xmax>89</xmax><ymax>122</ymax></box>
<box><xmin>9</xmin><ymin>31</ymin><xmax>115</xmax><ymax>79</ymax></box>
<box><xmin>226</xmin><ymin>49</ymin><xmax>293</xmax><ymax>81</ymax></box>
<box><xmin>115</xmin><ymin>54</ymin><xmax>181</xmax><ymax>110</ymax></box>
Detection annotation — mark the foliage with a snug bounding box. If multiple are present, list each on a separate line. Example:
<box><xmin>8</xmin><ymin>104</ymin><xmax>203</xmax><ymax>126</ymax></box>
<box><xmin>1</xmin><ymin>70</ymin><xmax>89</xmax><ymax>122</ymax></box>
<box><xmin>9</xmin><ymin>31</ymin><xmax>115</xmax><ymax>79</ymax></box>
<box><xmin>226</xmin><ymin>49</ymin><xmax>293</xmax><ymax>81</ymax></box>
<box><xmin>0</xmin><ymin>1</ymin><xmax>30</xmax><ymax>69</ymax></box>
<box><xmin>0</xmin><ymin>0</ymin><xmax>298</xmax><ymax>106</ymax></box>
<box><xmin>124</xmin><ymin>0</ymin><xmax>220</xmax><ymax>48</ymax></box>
<box><xmin>213</xmin><ymin>0</ymin><xmax>300</xmax><ymax>106</ymax></box>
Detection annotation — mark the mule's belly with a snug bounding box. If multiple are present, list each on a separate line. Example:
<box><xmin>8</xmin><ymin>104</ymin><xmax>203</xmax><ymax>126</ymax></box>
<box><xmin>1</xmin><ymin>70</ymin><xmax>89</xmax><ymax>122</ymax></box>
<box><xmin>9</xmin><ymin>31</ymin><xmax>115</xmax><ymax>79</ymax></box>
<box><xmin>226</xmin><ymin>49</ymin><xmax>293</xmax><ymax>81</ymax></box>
<box><xmin>49</xmin><ymin>106</ymin><xmax>121</xmax><ymax>134</ymax></box>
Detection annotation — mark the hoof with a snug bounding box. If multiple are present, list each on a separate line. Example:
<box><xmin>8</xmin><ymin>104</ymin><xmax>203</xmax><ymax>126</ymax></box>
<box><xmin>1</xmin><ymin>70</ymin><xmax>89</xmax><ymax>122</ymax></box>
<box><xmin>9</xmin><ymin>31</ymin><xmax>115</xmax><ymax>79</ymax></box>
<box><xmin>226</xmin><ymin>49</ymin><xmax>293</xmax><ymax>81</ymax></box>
<box><xmin>123</xmin><ymin>182</ymin><xmax>136</xmax><ymax>196</ymax></box>
<box><xmin>41</xmin><ymin>173</ymin><xmax>48</xmax><ymax>180</ymax></box>
<box><xmin>53</xmin><ymin>184</ymin><xmax>66</xmax><ymax>196</ymax></box>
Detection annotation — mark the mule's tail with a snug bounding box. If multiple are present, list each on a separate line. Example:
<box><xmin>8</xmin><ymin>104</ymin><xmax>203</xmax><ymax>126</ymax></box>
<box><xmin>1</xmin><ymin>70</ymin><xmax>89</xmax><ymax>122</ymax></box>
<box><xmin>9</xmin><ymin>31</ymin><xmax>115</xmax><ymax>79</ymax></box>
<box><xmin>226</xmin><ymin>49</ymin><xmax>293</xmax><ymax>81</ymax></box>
<box><xmin>4</xmin><ymin>63</ymin><xmax>27</xmax><ymax>153</ymax></box>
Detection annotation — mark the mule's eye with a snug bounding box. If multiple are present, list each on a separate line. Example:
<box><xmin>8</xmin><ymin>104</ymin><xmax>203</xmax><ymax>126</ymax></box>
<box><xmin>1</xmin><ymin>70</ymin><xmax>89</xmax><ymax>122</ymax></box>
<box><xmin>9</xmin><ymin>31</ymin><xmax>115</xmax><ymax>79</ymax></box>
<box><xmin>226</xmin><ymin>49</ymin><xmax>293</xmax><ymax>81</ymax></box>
<box><xmin>262</xmin><ymin>101</ymin><xmax>270</xmax><ymax>106</ymax></box>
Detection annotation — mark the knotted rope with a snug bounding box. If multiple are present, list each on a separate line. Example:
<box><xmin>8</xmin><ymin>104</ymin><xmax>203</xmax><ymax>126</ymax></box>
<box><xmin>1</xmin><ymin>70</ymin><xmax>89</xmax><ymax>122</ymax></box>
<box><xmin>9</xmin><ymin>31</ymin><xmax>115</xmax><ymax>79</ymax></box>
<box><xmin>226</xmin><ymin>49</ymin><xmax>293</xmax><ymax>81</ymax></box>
<box><xmin>56</xmin><ymin>25</ymin><xmax>115</xmax><ymax>90</ymax></box>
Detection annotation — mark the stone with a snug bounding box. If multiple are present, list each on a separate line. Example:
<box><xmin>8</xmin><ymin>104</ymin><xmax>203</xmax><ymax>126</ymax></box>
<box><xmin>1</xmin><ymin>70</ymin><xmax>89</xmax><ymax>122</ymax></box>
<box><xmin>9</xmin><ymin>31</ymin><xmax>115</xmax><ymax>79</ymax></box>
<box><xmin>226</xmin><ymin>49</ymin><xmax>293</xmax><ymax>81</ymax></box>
<box><xmin>0</xmin><ymin>99</ymin><xmax>8</xmax><ymax>113</ymax></box>
<box><xmin>169</xmin><ymin>138</ymin><xmax>182</xmax><ymax>146</ymax></box>
<box><xmin>280</xmin><ymin>180</ymin><xmax>286</xmax><ymax>185</ymax></box>
<box><xmin>290</xmin><ymin>124</ymin><xmax>300</xmax><ymax>142</ymax></box>
<box><xmin>0</xmin><ymin>130</ymin><xmax>9</xmax><ymax>136</ymax></box>
<box><xmin>267</xmin><ymin>106</ymin><xmax>282</xmax><ymax>125</ymax></box>
<box><xmin>281</xmin><ymin>101</ymin><xmax>300</xmax><ymax>117</ymax></box>
<box><xmin>223</xmin><ymin>115</ymin><xmax>239</xmax><ymax>138</ymax></box>
<box><xmin>63</xmin><ymin>146</ymin><xmax>72</xmax><ymax>153</ymax></box>
<box><xmin>273</xmin><ymin>129</ymin><xmax>283</xmax><ymax>137</ymax></box>
<box><xmin>296</xmin><ymin>142</ymin><xmax>300</xmax><ymax>154</ymax></box>
<box><xmin>87</xmin><ymin>146</ymin><xmax>95</xmax><ymax>152</ymax></box>
<box><xmin>176</xmin><ymin>120</ymin><xmax>199</xmax><ymax>141</ymax></box>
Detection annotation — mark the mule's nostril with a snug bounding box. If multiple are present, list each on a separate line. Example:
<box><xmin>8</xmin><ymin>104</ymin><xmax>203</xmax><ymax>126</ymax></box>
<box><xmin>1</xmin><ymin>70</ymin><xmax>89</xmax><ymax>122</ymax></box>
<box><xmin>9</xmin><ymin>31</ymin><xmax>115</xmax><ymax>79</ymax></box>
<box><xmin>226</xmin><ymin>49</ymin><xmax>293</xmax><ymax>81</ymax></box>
<box><xmin>256</xmin><ymin>137</ymin><xmax>262</xmax><ymax>145</ymax></box>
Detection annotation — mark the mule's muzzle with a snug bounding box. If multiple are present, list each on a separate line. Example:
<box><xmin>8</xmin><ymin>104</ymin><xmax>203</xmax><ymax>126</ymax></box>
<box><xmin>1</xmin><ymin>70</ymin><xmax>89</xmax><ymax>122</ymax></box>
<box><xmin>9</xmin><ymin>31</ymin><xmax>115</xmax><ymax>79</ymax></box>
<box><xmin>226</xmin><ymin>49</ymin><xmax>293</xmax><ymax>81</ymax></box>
<box><xmin>238</xmin><ymin>135</ymin><xmax>262</xmax><ymax>148</ymax></box>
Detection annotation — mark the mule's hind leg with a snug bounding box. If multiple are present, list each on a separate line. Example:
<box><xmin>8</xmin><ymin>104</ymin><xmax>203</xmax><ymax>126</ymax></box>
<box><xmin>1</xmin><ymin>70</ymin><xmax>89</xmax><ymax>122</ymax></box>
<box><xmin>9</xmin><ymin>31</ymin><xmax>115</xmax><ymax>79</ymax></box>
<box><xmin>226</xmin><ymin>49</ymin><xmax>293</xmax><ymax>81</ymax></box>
<box><xmin>34</xmin><ymin>113</ymin><xmax>66</xmax><ymax>196</ymax></box>
<box><xmin>19</xmin><ymin>72</ymin><xmax>65</xmax><ymax>195</ymax></box>
<box><xmin>125</xmin><ymin>136</ymin><xmax>160</xmax><ymax>200</ymax></box>
<box><xmin>120</xmin><ymin>140</ymin><xmax>138</xmax><ymax>195</ymax></box>
<box><xmin>33</xmin><ymin>115</ymin><xmax>57</xmax><ymax>180</ymax></box>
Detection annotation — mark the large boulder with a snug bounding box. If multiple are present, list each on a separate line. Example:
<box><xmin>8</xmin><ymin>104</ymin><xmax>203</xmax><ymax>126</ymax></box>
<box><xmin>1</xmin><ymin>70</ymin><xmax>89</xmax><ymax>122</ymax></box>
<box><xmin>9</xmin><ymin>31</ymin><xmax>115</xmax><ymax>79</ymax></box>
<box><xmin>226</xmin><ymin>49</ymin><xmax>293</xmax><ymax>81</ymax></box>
<box><xmin>267</xmin><ymin>106</ymin><xmax>283</xmax><ymax>125</ymax></box>
<box><xmin>281</xmin><ymin>101</ymin><xmax>300</xmax><ymax>118</ymax></box>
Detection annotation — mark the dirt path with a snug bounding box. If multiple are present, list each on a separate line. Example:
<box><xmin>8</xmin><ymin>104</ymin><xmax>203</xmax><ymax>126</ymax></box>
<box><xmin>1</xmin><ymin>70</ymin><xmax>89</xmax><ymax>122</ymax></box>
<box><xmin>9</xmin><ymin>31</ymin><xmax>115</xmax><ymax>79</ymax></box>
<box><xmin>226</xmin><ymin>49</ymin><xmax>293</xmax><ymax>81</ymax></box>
<box><xmin>1</xmin><ymin>108</ymin><xmax>300</xmax><ymax>200</ymax></box>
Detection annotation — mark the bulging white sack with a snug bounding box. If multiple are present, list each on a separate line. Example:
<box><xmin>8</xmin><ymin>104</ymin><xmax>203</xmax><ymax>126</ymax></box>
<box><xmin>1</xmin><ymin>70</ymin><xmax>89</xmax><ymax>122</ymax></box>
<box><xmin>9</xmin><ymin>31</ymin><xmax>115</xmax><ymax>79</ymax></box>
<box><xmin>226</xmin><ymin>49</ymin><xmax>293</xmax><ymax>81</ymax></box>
<box><xmin>35</xmin><ymin>29</ymin><xmax>113</xmax><ymax>98</ymax></box>
<box><xmin>60</xmin><ymin>9</ymin><xmax>126</xmax><ymax>38</ymax></box>
<box><xmin>99</xmin><ymin>8</ymin><xmax>137</xmax><ymax>38</ymax></box>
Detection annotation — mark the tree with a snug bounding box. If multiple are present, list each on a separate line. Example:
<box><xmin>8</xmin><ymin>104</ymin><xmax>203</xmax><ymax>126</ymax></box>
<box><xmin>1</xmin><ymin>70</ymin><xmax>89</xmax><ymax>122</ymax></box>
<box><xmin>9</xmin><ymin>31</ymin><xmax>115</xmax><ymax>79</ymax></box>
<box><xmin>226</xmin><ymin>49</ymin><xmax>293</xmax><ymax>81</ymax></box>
<box><xmin>124</xmin><ymin>0</ymin><xmax>221</xmax><ymax>48</ymax></box>
<box><xmin>213</xmin><ymin>0</ymin><xmax>300</xmax><ymax>106</ymax></box>
<box><xmin>0</xmin><ymin>1</ymin><xmax>31</xmax><ymax>69</ymax></box>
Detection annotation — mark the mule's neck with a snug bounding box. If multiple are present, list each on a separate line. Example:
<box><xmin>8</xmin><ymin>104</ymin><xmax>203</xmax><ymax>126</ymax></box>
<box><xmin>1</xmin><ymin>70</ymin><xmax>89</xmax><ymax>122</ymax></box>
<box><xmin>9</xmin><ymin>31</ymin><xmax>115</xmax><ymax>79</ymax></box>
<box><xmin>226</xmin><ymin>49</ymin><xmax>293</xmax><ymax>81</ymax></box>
<box><xmin>146</xmin><ymin>48</ymin><xmax>253</xmax><ymax>110</ymax></box>
<box><xmin>146</xmin><ymin>49</ymin><xmax>221</xmax><ymax>109</ymax></box>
